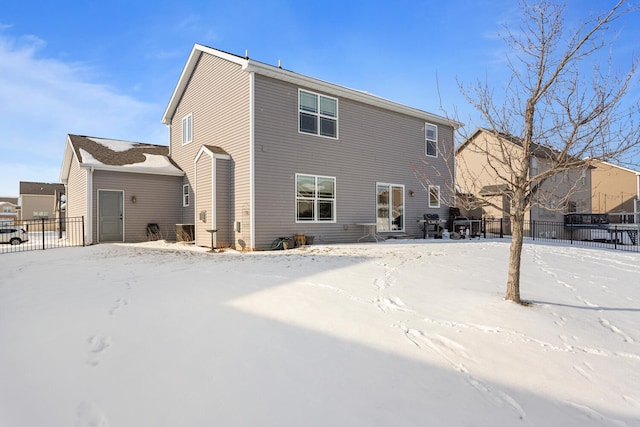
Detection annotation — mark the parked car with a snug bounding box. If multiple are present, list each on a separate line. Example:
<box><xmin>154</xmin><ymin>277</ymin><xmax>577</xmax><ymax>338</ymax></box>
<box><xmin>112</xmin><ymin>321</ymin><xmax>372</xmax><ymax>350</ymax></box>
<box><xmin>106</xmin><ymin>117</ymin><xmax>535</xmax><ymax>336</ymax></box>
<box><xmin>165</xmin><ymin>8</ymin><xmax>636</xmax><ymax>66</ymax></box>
<box><xmin>0</xmin><ymin>226</ymin><xmax>29</xmax><ymax>245</ymax></box>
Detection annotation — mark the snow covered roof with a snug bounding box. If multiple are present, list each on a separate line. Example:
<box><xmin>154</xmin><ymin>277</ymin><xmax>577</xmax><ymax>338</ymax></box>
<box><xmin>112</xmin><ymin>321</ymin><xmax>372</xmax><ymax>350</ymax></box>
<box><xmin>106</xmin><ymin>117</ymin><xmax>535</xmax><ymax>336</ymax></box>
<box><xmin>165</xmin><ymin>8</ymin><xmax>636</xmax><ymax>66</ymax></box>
<box><xmin>61</xmin><ymin>135</ymin><xmax>184</xmax><ymax>180</ymax></box>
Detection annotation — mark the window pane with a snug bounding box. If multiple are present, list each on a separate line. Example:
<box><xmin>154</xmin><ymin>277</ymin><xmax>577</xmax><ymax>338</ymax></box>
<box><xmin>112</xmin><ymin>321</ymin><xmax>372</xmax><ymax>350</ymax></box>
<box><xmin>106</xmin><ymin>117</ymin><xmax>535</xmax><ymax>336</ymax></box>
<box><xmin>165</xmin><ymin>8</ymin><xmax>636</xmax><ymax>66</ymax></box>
<box><xmin>299</xmin><ymin>91</ymin><xmax>317</xmax><ymax>113</ymax></box>
<box><xmin>320</xmin><ymin>96</ymin><xmax>337</xmax><ymax>117</ymax></box>
<box><xmin>297</xmin><ymin>200</ymin><xmax>314</xmax><ymax>220</ymax></box>
<box><xmin>429</xmin><ymin>186</ymin><xmax>440</xmax><ymax>207</ymax></box>
<box><xmin>296</xmin><ymin>175</ymin><xmax>316</xmax><ymax>197</ymax></box>
<box><xmin>300</xmin><ymin>113</ymin><xmax>317</xmax><ymax>134</ymax></box>
<box><xmin>317</xmin><ymin>177</ymin><xmax>334</xmax><ymax>198</ymax></box>
<box><xmin>426</xmin><ymin>141</ymin><xmax>436</xmax><ymax>156</ymax></box>
<box><xmin>377</xmin><ymin>185</ymin><xmax>390</xmax><ymax>232</ymax></box>
<box><xmin>391</xmin><ymin>186</ymin><xmax>404</xmax><ymax>230</ymax></box>
<box><xmin>320</xmin><ymin>117</ymin><xmax>337</xmax><ymax>138</ymax></box>
<box><xmin>318</xmin><ymin>200</ymin><xmax>334</xmax><ymax>220</ymax></box>
<box><xmin>426</xmin><ymin>124</ymin><xmax>437</xmax><ymax>140</ymax></box>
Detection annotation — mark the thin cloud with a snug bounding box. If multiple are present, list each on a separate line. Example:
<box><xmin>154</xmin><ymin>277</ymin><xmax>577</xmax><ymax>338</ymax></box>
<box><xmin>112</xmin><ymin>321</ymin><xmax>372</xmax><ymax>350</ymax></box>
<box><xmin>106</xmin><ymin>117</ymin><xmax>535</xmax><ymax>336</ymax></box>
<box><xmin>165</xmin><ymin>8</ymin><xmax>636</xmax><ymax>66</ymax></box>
<box><xmin>0</xmin><ymin>34</ymin><xmax>166</xmax><ymax>196</ymax></box>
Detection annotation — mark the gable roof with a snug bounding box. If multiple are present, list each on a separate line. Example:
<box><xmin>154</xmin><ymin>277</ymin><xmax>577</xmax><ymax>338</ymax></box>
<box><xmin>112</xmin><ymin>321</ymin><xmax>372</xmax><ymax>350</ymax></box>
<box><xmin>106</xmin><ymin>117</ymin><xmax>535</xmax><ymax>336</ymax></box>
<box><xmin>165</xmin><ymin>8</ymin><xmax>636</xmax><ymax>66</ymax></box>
<box><xmin>19</xmin><ymin>181</ymin><xmax>64</xmax><ymax>196</ymax></box>
<box><xmin>590</xmin><ymin>159</ymin><xmax>640</xmax><ymax>176</ymax></box>
<box><xmin>457</xmin><ymin>128</ymin><xmax>566</xmax><ymax>161</ymax></box>
<box><xmin>0</xmin><ymin>197</ymin><xmax>18</xmax><ymax>204</ymax></box>
<box><xmin>60</xmin><ymin>135</ymin><xmax>184</xmax><ymax>182</ymax></box>
<box><xmin>162</xmin><ymin>44</ymin><xmax>461</xmax><ymax>129</ymax></box>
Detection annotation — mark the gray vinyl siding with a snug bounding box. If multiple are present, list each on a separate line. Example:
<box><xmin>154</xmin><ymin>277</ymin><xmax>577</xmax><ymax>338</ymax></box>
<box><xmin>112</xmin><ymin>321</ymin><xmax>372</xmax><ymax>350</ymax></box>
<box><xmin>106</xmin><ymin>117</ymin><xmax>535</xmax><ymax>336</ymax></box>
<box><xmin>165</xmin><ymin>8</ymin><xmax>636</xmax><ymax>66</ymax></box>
<box><xmin>195</xmin><ymin>154</ymin><xmax>212</xmax><ymax>247</ymax></box>
<box><xmin>66</xmin><ymin>159</ymin><xmax>88</xmax><ymax>244</ymax></box>
<box><xmin>252</xmin><ymin>75</ymin><xmax>455</xmax><ymax>248</ymax></box>
<box><xmin>91</xmin><ymin>171</ymin><xmax>182</xmax><ymax>243</ymax></box>
<box><xmin>168</xmin><ymin>53</ymin><xmax>251</xmax><ymax>248</ymax></box>
<box><xmin>216</xmin><ymin>159</ymin><xmax>231</xmax><ymax>246</ymax></box>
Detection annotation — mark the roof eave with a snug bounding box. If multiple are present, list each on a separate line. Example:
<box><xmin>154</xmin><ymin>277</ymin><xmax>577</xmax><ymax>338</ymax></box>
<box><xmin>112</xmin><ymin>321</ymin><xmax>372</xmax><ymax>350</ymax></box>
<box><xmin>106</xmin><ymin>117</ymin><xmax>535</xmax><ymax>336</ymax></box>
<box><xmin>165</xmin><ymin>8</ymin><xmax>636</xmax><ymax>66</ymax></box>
<box><xmin>78</xmin><ymin>163</ymin><xmax>185</xmax><ymax>177</ymax></box>
<box><xmin>162</xmin><ymin>44</ymin><xmax>460</xmax><ymax>129</ymax></box>
<box><xmin>162</xmin><ymin>44</ymin><xmax>248</xmax><ymax>125</ymax></box>
<box><xmin>243</xmin><ymin>60</ymin><xmax>460</xmax><ymax>128</ymax></box>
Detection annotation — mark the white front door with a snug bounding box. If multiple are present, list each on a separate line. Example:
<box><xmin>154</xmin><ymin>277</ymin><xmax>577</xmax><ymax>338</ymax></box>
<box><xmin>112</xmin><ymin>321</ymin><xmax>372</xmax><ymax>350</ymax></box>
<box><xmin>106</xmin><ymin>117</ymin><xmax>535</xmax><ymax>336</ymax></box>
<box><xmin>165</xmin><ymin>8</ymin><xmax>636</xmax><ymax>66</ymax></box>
<box><xmin>98</xmin><ymin>190</ymin><xmax>123</xmax><ymax>242</ymax></box>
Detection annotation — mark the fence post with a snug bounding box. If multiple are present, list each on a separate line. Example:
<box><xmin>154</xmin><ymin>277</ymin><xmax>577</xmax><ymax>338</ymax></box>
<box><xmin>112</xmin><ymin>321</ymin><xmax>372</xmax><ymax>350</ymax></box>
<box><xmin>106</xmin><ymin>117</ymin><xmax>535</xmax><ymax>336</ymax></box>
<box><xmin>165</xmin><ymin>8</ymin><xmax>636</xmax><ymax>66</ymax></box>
<box><xmin>82</xmin><ymin>216</ymin><xmax>86</xmax><ymax>247</ymax></box>
<box><xmin>532</xmin><ymin>220</ymin><xmax>535</xmax><ymax>240</ymax></box>
<box><xmin>570</xmin><ymin>224</ymin><xmax>573</xmax><ymax>244</ymax></box>
<box><xmin>500</xmin><ymin>218</ymin><xmax>504</xmax><ymax>238</ymax></box>
<box><xmin>483</xmin><ymin>218</ymin><xmax>486</xmax><ymax>239</ymax></box>
<box><xmin>614</xmin><ymin>225</ymin><xmax>618</xmax><ymax>250</ymax></box>
<box><xmin>41</xmin><ymin>218</ymin><xmax>46</xmax><ymax>250</ymax></box>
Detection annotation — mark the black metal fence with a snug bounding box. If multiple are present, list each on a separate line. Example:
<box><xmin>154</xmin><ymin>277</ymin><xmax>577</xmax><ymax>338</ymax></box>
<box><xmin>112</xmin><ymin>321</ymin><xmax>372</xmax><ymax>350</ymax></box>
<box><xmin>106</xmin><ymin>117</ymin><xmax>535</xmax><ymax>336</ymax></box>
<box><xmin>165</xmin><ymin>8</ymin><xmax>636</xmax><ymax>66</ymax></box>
<box><xmin>0</xmin><ymin>216</ymin><xmax>85</xmax><ymax>254</ymax></box>
<box><xmin>482</xmin><ymin>218</ymin><xmax>640</xmax><ymax>253</ymax></box>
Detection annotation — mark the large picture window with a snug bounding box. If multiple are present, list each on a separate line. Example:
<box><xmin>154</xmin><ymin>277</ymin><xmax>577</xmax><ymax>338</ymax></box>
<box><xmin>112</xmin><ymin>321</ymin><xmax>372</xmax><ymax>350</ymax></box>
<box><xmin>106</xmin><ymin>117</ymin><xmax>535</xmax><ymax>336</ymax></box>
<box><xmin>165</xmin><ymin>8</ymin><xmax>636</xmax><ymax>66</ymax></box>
<box><xmin>182</xmin><ymin>113</ymin><xmax>192</xmax><ymax>145</ymax></box>
<box><xmin>377</xmin><ymin>183</ymin><xmax>404</xmax><ymax>232</ymax></box>
<box><xmin>299</xmin><ymin>89</ymin><xmax>338</xmax><ymax>138</ymax></box>
<box><xmin>296</xmin><ymin>174</ymin><xmax>336</xmax><ymax>222</ymax></box>
<box><xmin>425</xmin><ymin>123</ymin><xmax>437</xmax><ymax>157</ymax></box>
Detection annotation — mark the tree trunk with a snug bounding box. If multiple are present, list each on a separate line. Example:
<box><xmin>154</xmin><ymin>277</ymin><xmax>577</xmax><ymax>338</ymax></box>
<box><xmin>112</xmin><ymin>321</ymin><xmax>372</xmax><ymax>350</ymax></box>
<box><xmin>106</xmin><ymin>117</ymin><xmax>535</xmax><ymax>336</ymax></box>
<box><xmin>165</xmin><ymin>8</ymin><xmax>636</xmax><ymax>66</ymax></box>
<box><xmin>506</xmin><ymin>213</ymin><xmax>525</xmax><ymax>303</ymax></box>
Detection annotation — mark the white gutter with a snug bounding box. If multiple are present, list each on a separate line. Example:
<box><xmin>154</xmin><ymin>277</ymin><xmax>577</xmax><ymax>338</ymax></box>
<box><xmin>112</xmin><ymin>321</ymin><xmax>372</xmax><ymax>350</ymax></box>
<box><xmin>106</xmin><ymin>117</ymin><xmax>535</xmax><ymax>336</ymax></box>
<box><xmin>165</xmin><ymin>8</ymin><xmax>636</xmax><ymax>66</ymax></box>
<box><xmin>78</xmin><ymin>163</ymin><xmax>184</xmax><ymax>177</ymax></box>
<box><xmin>242</xmin><ymin>60</ymin><xmax>461</xmax><ymax>129</ymax></box>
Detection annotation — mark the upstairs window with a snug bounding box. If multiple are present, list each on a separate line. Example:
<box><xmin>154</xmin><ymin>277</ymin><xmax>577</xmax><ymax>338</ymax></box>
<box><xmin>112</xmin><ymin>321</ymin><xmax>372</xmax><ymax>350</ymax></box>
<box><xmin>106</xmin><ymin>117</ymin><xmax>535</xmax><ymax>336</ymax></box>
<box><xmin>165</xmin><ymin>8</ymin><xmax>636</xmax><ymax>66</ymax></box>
<box><xmin>296</xmin><ymin>174</ymin><xmax>336</xmax><ymax>222</ymax></box>
<box><xmin>425</xmin><ymin>123</ymin><xmax>437</xmax><ymax>157</ymax></box>
<box><xmin>299</xmin><ymin>90</ymin><xmax>338</xmax><ymax>138</ymax></box>
<box><xmin>183</xmin><ymin>184</ymin><xmax>190</xmax><ymax>207</ymax></box>
<box><xmin>182</xmin><ymin>113</ymin><xmax>192</xmax><ymax>145</ymax></box>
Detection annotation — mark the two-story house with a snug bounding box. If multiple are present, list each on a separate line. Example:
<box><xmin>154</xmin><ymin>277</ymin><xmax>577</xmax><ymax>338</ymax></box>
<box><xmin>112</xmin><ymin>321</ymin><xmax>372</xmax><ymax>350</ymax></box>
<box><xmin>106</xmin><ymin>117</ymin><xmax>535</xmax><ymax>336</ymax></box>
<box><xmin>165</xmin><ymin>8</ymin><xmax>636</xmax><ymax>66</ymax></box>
<box><xmin>0</xmin><ymin>197</ymin><xmax>20</xmax><ymax>223</ymax></box>
<box><xmin>456</xmin><ymin>128</ymin><xmax>592</xmax><ymax>225</ymax></box>
<box><xmin>161</xmin><ymin>45</ymin><xmax>458</xmax><ymax>250</ymax></box>
<box><xmin>590</xmin><ymin>160</ymin><xmax>640</xmax><ymax>218</ymax></box>
<box><xmin>19</xmin><ymin>182</ymin><xmax>65</xmax><ymax>221</ymax></box>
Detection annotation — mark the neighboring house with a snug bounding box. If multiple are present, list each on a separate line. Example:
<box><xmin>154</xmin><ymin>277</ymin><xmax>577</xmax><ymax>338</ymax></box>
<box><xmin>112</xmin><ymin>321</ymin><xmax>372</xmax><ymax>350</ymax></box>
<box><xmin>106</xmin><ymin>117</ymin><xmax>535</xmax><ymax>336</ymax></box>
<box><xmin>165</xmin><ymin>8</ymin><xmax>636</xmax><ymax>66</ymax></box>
<box><xmin>0</xmin><ymin>197</ymin><xmax>19</xmax><ymax>223</ymax></box>
<box><xmin>161</xmin><ymin>44</ymin><xmax>458</xmax><ymax>250</ymax></box>
<box><xmin>456</xmin><ymin>128</ymin><xmax>592</xmax><ymax>224</ymax></box>
<box><xmin>590</xmin><ymin>160</ymin><xmax>640</xmax><ymax>216</ymax></box>
<box><xmin>59</xmin><ymin>135</ymin><xmax>184</xmax><ymax>244</ymax></box>
<box><xmin>19</xmin><ymin>182</ymin><xmax>65</xmax><ymax>221</ymax></box>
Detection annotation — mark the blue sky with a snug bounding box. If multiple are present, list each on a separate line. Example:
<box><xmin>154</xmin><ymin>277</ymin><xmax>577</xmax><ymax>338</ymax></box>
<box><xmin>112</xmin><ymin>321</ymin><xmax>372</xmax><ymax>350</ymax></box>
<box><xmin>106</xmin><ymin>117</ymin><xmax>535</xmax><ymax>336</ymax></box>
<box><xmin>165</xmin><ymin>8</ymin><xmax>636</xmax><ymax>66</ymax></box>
<box><xmin>1</xmin><ymin>0</ymin><xmax>638</xmax><ymax>196</ymax></box>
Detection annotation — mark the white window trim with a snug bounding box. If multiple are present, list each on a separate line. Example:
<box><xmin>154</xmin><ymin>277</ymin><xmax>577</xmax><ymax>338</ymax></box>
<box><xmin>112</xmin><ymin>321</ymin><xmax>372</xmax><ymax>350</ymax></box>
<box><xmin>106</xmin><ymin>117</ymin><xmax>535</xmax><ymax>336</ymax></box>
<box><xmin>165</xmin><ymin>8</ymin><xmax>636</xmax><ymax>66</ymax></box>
<box><xmin>295</xmin><ymin>173</ymin><xmax>337</xmax><ymax>223</ymax></box>
<box><xmin>298</xmin><ymin>89</ymin><xmax>339</xmax><ymax>140</ymax></box>
<box><xmin>183</xmin><ymin>184</ymin><xmax>190</xmax><ymax>207</ymax></box>
<box><xmin>376</xmin><ymin>182</ymin><xmax>405</xmax><ymax>232</ymax></box>
<box><xmin>182</xmin><ymin>113</ymin><xmax>193</xmax><ymax>145</ymax></box>
<box><xmin>428</xmin><ymin>185</ymin><xmax>441</xmax><ymax>208</ymax></box>
<box><xmin>425</xmin><ymin>123</ymin><xmax>438</xmax><ymax>157</ymax></box>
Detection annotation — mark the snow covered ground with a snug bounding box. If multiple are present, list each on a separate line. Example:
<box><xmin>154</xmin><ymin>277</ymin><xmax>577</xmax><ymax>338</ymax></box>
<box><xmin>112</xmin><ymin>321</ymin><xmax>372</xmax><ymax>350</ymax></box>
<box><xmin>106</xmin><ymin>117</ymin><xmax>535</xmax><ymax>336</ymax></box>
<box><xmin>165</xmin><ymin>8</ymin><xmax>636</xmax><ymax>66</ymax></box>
<box><xmin>0</xmin><ymin>239</ymin><xmax>638</xmax><ymax>426</ymax></box>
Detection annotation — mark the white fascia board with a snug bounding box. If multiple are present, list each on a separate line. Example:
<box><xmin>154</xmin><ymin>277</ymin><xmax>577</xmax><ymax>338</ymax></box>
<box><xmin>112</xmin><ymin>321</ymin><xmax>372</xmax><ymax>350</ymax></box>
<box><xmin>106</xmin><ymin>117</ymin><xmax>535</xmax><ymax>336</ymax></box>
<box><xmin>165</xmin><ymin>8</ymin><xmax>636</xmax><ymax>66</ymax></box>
<box><xmin>78</xmin><ymin>163</ymin><xmax>185</xmax><ymax>177</ymax></box>
<box><xmin>595</xmin><ymin>160</ymin><xmax>640</xmax><ymax>176</ymax></box>
<box><xmin>243</xmin><ymin>60</ymin><xmax>461</xmax><ymax>129</ymax></box>
<box><xmin>59</xmin><ymin>136</ymin><xmax>77</xmax><ymax>183</ymax></box>
<box><xmin>162</xmin><ymin>43</ymin><xmax>458</xmax><ymax>129</ymax></box>
<box><xmin>162</xmin><ymin>44</ymin><xmax>248</xmax><ymax>125</ymax></box>
<box><xmin>194</xmin><ymin>145</ymin><xmax>231</xmax><ymax>163</ymax></box>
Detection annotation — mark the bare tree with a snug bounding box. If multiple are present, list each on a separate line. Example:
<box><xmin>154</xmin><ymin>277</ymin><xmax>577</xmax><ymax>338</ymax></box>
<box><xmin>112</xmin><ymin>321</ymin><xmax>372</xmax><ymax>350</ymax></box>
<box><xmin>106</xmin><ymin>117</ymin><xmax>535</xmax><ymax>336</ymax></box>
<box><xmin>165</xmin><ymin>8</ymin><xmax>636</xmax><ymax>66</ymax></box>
<box><xmin>452</xmin><ymin>0</ymin><xmax>640</xmax><ymax>304</ymax></box>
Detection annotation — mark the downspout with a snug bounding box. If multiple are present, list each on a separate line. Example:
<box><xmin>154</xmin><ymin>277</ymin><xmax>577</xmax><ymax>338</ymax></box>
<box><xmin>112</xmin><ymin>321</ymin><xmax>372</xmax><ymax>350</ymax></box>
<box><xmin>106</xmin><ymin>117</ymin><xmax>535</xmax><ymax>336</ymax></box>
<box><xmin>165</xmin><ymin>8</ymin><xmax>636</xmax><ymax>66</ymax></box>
<box><xmin>87</xmin><ymin>166</ymin><xmax>94</xmax><ymax>244</ymax></box>
<box><xmin>167</xmin><ymin>123</ymin><xmax>172</xmax><ymax>158</ymax></box>
<box><xmin>249</xmin><ymin>71</ymin><xmax>256</xmax><ymax>249</ymax></box>
<box><xmin>211</xmin><ymin>157</ymin><xmax>217</xmax><ymax>248</ymax></box>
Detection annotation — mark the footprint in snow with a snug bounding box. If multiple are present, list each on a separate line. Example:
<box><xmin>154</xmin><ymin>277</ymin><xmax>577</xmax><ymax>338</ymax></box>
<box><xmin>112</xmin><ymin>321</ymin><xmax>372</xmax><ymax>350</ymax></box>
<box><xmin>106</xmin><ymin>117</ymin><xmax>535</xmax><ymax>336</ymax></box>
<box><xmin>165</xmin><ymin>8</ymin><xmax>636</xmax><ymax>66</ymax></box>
<box><xmin>86</xmin><ymin>335</ymin><xmax>112</xmax><ymax>366</ymax></box>
<box><xmin>76</xmin><ymin>401</ymin><xmax>110</xmax><ymax>427</ymax></box>
<box><xmin>108</xmin><ymin>298</ymin><xmax>129</xmax><ymax>315</ymax></box>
